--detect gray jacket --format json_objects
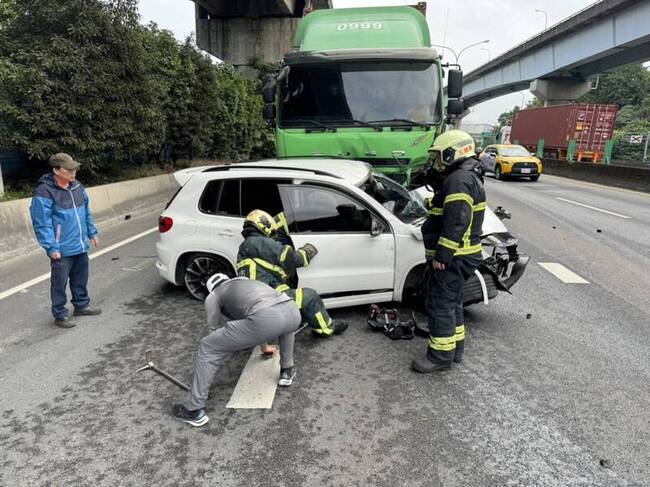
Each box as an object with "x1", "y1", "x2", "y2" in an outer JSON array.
[{"x1": 204, "y1": 278, "x2": 291, "y2": 328}]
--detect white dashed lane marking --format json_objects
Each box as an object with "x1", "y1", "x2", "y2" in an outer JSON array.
[
  {"x1": 226, "y1": 346, "x2": 281, "y2": 409},
  {"x1": 538, "y1": 263, "x2": 589, "y2": 284},
  {"x1": 0, "y1": 227, "x2": 158, "y2": 302},
  {"x1": 556, "y1": 197, "x2": 631, "y2": 219}
]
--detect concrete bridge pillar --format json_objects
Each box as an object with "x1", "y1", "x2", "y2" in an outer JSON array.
[
  {"x1": 196, "y1": 6, "x2": 299, "y2": 77},
  {"x1": 530, "y1": 78, "x2": 593, "y2": 106}
]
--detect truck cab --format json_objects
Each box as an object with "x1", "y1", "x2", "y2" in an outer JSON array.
[{"x1": 262, "y1": 6, "x2": 464, "y2": 187}]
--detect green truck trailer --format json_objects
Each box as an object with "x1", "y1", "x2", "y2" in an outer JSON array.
[{"x1": 262, "y1": 5, "x2": 464, "y2": 187}]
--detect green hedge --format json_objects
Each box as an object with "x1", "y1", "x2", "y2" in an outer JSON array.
[{"x1": 0, "y1": 0, "x2": 274, "y2": 184}]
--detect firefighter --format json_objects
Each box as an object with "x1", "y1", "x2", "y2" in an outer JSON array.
[
  {"x1": 412, "y1": 130, "x2": 486, "y2": 373},
  {"x1": 237, "y1": 209, "x2": 348, "y2": 337}
]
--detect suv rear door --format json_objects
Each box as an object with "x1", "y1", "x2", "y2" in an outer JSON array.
[{"x1": 277, "y1": 184, "x2": 395, "y2": 300}]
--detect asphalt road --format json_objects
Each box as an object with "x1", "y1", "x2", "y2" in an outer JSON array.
[{"x1": 1, "y1": 174, "x2": 648, "y2": 486}]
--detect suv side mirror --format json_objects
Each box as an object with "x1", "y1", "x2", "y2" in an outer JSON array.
[
  {"x1": 262, "y1": 79, "x2": 276, "y2": 104},
  {"x1": 263, "y1": 103, "x2": 276, "y2": 123},
  {"x1": 447, "y1": 98, "x2": 464, "y2": 116},
  {"x1": 447, "y1": 69, "x2": 463, "y2": 99},
  {"x1": 370, "y1": 217, "x2": 384, "y2": 236}
]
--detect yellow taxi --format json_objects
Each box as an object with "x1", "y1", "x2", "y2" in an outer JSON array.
[{"x1": 481, "y1": 144, "x2": 543, "y2": 181}]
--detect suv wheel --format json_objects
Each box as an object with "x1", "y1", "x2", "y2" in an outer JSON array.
[{"x1": 183, "y1": 253, "x2": 232, "y2": 300}]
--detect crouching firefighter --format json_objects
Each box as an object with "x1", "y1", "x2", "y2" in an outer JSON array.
[
  {"x1": 237, "y1": 210, "x2": 348, "y2": 338},
  {"x1": 412, "y1": 130, "x2": 486, "y2": 373}
]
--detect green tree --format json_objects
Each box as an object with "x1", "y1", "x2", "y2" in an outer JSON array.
[
  {"x1": 579, "y1": 63, "x2": 650, "y2": 107},
  {"x1": 0, "y1": 0, "x2": 167, "y2": 170},
  {"x1": 163, "y1": 39, "x2": 218, "y2": 161}
]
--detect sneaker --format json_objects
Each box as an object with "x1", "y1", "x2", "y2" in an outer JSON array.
[
  {"x1": 74, "y1": 306, "x2": 102, "y2": 317},
  {"x1": 172, "y1": 404, "x2": 209, "y2": 427},
  {"x1": 278, "y1": 367, "x2": 296, "y2": 387},
  {"x1": 54, "y1": 316, "x2": 76, "y2": 328}
]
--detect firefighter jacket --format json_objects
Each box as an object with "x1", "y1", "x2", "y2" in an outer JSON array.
[
  {"x1": 237, "y1": 223, "x2": 311, "y2": 289},
  {"x1": 422, "y1": 158, "x2": 486, "y2": 265}
]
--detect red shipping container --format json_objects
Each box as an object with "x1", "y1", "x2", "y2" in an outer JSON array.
[{"x1": 511, "y1": 103, "x2": 618, "y2": 153}]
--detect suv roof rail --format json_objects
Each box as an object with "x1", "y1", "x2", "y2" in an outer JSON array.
[{"x1": 201, "y1": 164, "x2": 343, "y2": 179}]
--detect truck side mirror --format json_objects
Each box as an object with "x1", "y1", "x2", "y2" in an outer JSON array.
[
  {"x1": 447, "y1": 69, "x2": 463, "y2": 99},
  {"x1": 262, "y1": 103, "x2": 276, "y2": 122},
  {"x1": 262, "y1": 79, "x2": 276, "y2": 104},
  {"x1": 446, "y1": 98, "x2": 464, "y2": 116}
]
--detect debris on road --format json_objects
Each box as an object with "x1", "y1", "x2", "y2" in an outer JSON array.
[{"x1": 599, "y1": 459, "x2": 613, "y2": 468}]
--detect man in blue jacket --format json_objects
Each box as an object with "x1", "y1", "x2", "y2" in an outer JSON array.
[{"x1": 30, "y1": 153, "x2": 102, "y2": 328}]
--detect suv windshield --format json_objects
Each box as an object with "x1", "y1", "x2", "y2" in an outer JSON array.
[
  {"x1": 500, "y1": 146, "x2": 530, "y2": 157},
  {"x1": 362, "y1": 172, "x2": 427, "y2": 224},
  {"x1": 280, "y1": 62, "x2": 441, "y2": 128}
]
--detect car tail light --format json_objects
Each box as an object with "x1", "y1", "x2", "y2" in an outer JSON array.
[{"x1": 159, "y1": 216, "x2": 173, "y2": 233}]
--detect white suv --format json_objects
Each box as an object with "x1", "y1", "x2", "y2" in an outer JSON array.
[{"x1": 156, "y1": 159, "x2": 528, "y2": 307}]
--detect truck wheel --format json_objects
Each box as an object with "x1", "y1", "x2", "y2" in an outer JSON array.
[
  {"x1": 530, "y1": 175, "x2": 540, "y2": 182},
  {"x1": 183, "y1": 253, "x2": 233, "y2": 300},
  {"x1": 495, "y1": 165, "x2": 504, "y2": 180}
]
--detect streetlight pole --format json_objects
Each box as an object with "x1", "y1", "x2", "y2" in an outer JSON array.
[
  {"x1": 535, "y1": 9, "x2": 548, "y2": 30},
  {"x1": 457, "y1": 39, "x2": 490, "y2": 64},
  {"x1": 431, "y1": 39, "x2": 490, "y2": 65},
  {"x1": 518, "y1": 92, "x2": 526, "y2": 109}
]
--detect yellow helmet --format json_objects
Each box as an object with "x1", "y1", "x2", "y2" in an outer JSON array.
[
  {"x1": 245, "y1": 209, "x2": 276, "y2": 237},
  {"x1": 428, "y1": 130, "x2": 476, "y2": 171}
]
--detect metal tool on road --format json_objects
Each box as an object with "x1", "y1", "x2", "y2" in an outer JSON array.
[{"x1": 136, "y1": 349, "x2": 190, "y2": 391}]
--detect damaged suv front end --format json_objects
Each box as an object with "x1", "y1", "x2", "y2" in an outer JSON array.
[{"x1": 403, "y1": 184, "x2": 529, "y2": 306}]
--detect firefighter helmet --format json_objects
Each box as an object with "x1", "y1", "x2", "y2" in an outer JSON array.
[
  {"x1": 245, "y1": 209, "x2": 276, "y2": 237},
  {"x1": 428, "y1": 130, "x2": 476, "y2": 172}
]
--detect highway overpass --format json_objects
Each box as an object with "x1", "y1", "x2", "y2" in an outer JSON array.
[{"x1": 463, "y1": 0, "x2": 650, "y2": 107}]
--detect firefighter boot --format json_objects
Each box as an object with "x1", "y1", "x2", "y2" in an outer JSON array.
[
  {"x1": 331, "y1": 319, "x2": 348, "y2": 335},
  {"x1": 411, "y1": 353, "x2": 453, "y2": 373},
  {"x1": 453, "y1": 339, "x2": 464, "y2": 364}
]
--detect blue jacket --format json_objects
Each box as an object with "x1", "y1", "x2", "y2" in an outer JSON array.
[{"x1": 30, "y1": 173, "x2": 98, "y2": 257}]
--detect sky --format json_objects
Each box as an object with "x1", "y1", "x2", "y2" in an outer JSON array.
[{"x1": 138, "y1": 0, "x2": 597, "y2": 125}]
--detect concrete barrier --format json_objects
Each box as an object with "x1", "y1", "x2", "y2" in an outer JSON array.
[
  {"x1": 542, "y1": 158, "x2": 650, "y2": 193},
  {"x1": 0, "y1": 174, "x2": 179, "y2": 262}
]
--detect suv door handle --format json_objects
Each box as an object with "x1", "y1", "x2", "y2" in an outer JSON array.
[{"x1": 218, "y1": 230, "x2": 234, "y2": 236}]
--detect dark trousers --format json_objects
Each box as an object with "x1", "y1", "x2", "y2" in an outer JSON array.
[
  {"x1": 284, "y1": 287, "x2": 334, "y2": 336},
  {"x1": 425, "y1": 255, "x2": 481, "y2": 363},
  {"x1": 50, "y1": 253, "x2": 90, "y2": 319}
]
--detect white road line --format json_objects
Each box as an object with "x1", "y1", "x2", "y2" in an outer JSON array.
[
  {"x1": 538, "y1": 263, "x2": 589, "y2": 284},
  {"x1": 226, "y1": 346, "x2": 280, "y2": 409},
  {"x1": 0, "y1": 227, "x2": 158, "y2": 302},
  {"x1": 555, "y1": 197, "x2": 631, "y2": 219}
]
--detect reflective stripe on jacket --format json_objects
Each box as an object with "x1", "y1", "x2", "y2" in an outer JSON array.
[
  {"x1": 236, "y1": 228, "x2": 307, "y2": 288},
  {"x1": 422, "y1": 158, "x2": 486, "y2": 264}
]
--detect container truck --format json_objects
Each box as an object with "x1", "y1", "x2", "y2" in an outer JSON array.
[
  {"x1": 511, "y1": 103, "x2": 618, "y2": 162},
  {"x1": 261, "y1": 5, "x2": 464, "y2": 186}
]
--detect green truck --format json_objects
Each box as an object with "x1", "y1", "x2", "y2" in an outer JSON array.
[{"x1": 262, "y1": 5, "x2": 464, "y2": 187}]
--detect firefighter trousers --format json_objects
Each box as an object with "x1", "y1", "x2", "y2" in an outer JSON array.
[
  {"x1": 283, "y1": 287, "x2": 335, "y2": 336},
  {"x1": 425, "y1": 255, "x2": 481, "y2": 363}
]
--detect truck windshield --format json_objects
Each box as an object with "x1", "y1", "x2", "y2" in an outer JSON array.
[
  {"x1": 280, "y1": 62, "x2": 441, "y2": 128},
  {"x1": 361, "y1": 172, "x2": 427, "y2": 224}
]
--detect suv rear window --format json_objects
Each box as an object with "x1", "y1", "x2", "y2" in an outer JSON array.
[{"x1": 199, "y1": 178, "x2": 290, "y2": 216}]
